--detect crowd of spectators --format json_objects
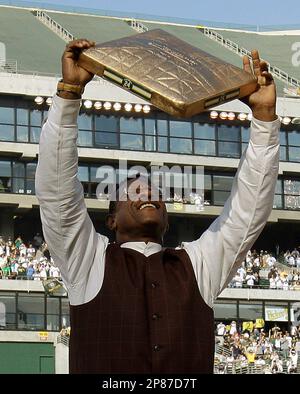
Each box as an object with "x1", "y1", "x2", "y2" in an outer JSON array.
[
  {"x1": 1, "y1": 233, "x2": 300, "y2": 293},
  {"x1": 229, "y1": 248, "x2": 300, "y2": 290},
  {"x1": 0, "y1": 234, "x2": 61, "y2": 281},
  {"x1": 215, "y1": 320, "x2": 300, "y2": 374}
]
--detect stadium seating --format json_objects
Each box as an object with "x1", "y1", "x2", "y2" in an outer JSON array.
[
  {"x1": 216, "y1": 29, "x2": 299, "y2": 80},
  {"x1": 46, "y1": 12, "x2": 136, "y2": 43},
  {"x1": 0, "y1": 7, "x2": 65, "y2": 74}
]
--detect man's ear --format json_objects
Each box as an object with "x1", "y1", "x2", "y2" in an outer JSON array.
[{"x1": 105, "y1": 214, "x2": 117, "y2": 231}]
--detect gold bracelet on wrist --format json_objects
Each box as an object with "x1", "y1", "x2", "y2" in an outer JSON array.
[{"x1": 57, "y1": 79, "x2": 85, "y2": 96}]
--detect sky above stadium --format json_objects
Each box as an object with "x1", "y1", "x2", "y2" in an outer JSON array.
[{"x1": 14, "y1": 0, "x2": 300, "y2": 26}]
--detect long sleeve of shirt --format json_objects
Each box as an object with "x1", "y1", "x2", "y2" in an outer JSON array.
[
  {"x1": 183, "y1": 116, "x2": 280, "y2": 307},
  {"x1": 35, "y1": 95, "x2": 108, "y2": 305}
]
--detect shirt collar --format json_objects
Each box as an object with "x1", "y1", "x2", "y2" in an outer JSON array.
[{"x1": 120, "y1": 242, "x2": 162, "y2": 257}]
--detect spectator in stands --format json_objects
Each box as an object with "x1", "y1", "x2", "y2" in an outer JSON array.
[
  {"x1": 287, "y1": 349, "x2": 298, "y2": 373},
  {"x1": 0, "y1": 235, "x2": 62, "y2": 282},
  {"x1": 26, "y1": 264, "x2": 34, "y2": 280},
  {"x1": 33, "y1": 232, "x2": 43, "y2": 249},
  {"x1": 271, "y1": 356, "x2": 283, "y2": 374},
  {"x1": 281, "y1": 333, "x2": 290, "y2": 359},
  {"x1": 27, "y1": 244, "x2": 35, "y2": 258},
  {"x1": 14, "y1": 235, "x2": 23, "y2": 249},
  {"x1": 229, "y1": 321, "x2": 238, "y2": 336},
  {"x1": 245, "y1": 270, "x2": 256, "y2": 288}
]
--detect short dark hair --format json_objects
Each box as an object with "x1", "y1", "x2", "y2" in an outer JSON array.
[
  {"x1": 108, "y1": 177, "x2": 139, "y2": 215},
  {"x1": 108, "y1": 175, "x2": 163, "y2": 215}
]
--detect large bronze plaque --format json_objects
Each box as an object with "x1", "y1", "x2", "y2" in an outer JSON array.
[{"x1": 78, "y1": 29, "x2": 257, "y2": 117}]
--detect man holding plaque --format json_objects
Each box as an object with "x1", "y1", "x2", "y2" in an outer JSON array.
[{"x1": 36, "y1": 39, "x2": 280, "y2": 374}]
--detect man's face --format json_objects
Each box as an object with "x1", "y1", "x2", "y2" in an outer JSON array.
[{"x1": 109, "y1": 179, "x2": 168, "y2": 243}]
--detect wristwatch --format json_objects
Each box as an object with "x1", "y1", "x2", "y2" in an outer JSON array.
[{"x1": 57, "y1": 79, "x2": 85, "y2": 96}]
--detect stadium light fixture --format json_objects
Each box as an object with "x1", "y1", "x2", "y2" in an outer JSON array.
[
  {"x1": 228, "y1": 112, "x2": 236, "y2": 120},
  {"x1": 237, "y1": 113, "x2": 247, "y2": 121},
  {"x1": 113, "y1": 102, "x2": 122, "y2": 111},
  {"x1": 282, "y1": 116, "x2": 291, "y2": 125},
  {"x1": 83, "y1": 100, "x2": 93, "y2": 109},
  {"x1": 210, "y1": 111, "x2": 218, "y2": 119},
  {"x1": 134, "y1": 104, "x2": 142, "y2": 113},
  {"x1": 291, "y1": 117, "x2": 300, "y2": 125},
  {"x1": 124, "y1": 103, "x2": 133, "y2": 112},
  {"x1": 143, "y1": 105, "x2": 151, "y2": 114},
  {"x1": 46, "y1": 97, "x2": 53, "y2": 106},
  {"x1": 34, "y1": 96, "x2": 44, "y2": 105},
  {"x1": 103, "y1": 101, "x2": 112, "y2": 110},
  {"x1": 219, "y1": 112, "x2": 228, "y2": 120},
  {"x1": 94, "y1": 101, "x2": 102, "y2": 110}
]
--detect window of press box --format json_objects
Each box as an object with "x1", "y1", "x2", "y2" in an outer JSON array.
[
  {"x1": 30, "y1": 127, "x2": 41, "y2": 143},
  {"x1": 213, "y1": 175, "x2": 234, "y2": 191},
  {"x1": 284, "y1": 179, "x2": 300, "y2": 210},
  {"x1": 214, "y1": 300, "x2": 238, "y2": 320},
  {"x1": 288, "y1": 146, "x2": 300, "y2": 162},
  {"x1": 157, "y1": 118, "x2": 168, "y2": 136},
  {"x1": 238, "y1": 301, "x2": 263, "y2": 321},
  {"x1": 61, "y1": 298, "x2": 70, "y2": 329},
  {"x1": 16, "y1": 126, "x2": 29, "y2": 142},
  {"x1": 78, "y1": 113, "x2": 92, "y2": 130},
  {"x1": 0, "y1": 160, "x2": 11, "y2": 178},
  {"x1": 273, "y1": 179, "x2": 283, "y2": 209},
  {"x1": 95, "y1": 131, "x2": 118, "y2": 148},
  {"x1": 218, "y1": 141, "x2": 240, "y2": 158},
  {"x1": 280, "y1": 130, "x2": 287, "y2": 145},
  {"x1": 218, "y1": 124, "x2": 240, "y2": 142},
  {"x1": 284, "y1": 179, "x2": 300, "y2": 195},
  {"x1": 288, "y1": 130, "x2": 300, "y2": 147},
  {"x1": 170, "y1": 138, "x2": 192, "y2": 154},
  {"x1": 30, "y1": 110, "x2": 43, "y2": 127},
  {"x1": 169, "y1": 120, "x2": 192, "y2": 138},
  {"x1": 16, "y1": 108, "x2": 29, "y2": 126},
  {"x1": 95, "y1": 114, "x2": 118, "y2": 132},
  {"x1": 46, "y1": 297, "x2": 60, "y2": 331},
  {"x1": 158, "y1": 137, "x2": 168, "y2": 152},
  {"x1": 194, "y1": 139, "x2": 216, "y2": 156},
  {"x1": 145, "y1": 135, "x2": 157, "y2": 151},
  {"x1": 120, "y1": 116, "x2": 143, "y2": 134},
  {"x1": 0, "y1": 124, "x2": 14, "y2": 142},
  {"x1": 144, "y1": 118, "x2": 156, "y2": 136},
  {"x1": 0, "y1": 292, "x2": 16, "y2": 329},
  {"x1": 0, "y1": 107, "x2": 14, "y2": 124},
  {"x1": 241, "y1": 126, "x2": 250, "y2": 143},
  {"x1": 17, "y1": 293, "x2": 45, "y2": 330},
  {"x1": 120, "y1": 134, "x2": 143, "y2": 150},
  {"x1": 78, "y1": 130, "x2": 92, "y2": 147},
  {"x1": 280, "y1": 146, "x2": 287, "y2": 161},
  {"x1": 212, "y1": 175, "x2": 234, "y2": 205},
  {"x1": 194, "y1": 123, "x2": 215, "y2": 140},
  {"x1": 78, "y1": 166, "x2": 89, "y2": 182},
  {"x1": 280, "y1": 131, "x2": 287, "y2": 161}
]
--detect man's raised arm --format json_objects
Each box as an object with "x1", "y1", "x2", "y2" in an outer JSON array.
[
  {"x1": 184, "y1": 50, "x2": 280, "y2": 307},
  {"x1": 35, "y1": 40, "x2": 108, "y2": 305}
]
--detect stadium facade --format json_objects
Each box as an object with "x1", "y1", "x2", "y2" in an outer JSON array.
[{"x1": 0, "y1": 1, "x2": 299, "y2": 373}]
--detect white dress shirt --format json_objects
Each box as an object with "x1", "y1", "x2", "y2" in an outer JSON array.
[{"x1": 35, "y1": 95, "x2": 280, "y2": 307}]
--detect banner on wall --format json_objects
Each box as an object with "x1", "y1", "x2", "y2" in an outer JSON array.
[{"x1": 265, "y1": 306, "x2": 289, "y2": 322}]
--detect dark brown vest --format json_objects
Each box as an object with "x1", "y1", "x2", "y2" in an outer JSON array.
[{"x1": 69, "y1": 244, "x2": 214, "y2": 374}]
